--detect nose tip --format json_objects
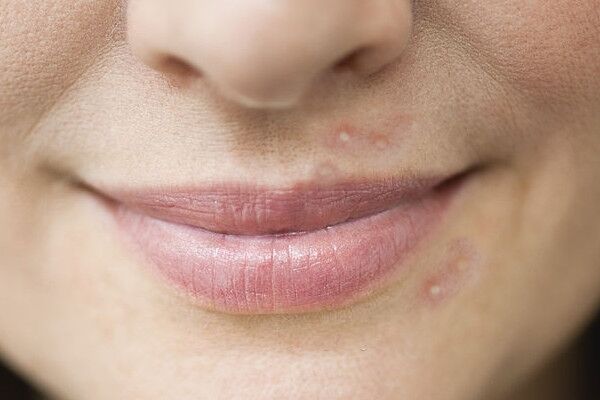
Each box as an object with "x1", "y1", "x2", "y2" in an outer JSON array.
[{"x1": 127, "y1": 1, "x2": 413, "y2": 109}]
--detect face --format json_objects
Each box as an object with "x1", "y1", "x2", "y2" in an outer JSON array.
[{"x1": 1, "y1": 1, "x2": 600, "y2": 399}]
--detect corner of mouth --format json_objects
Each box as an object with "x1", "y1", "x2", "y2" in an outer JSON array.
[
  {"x1": 92, "y1": 168, "x2": 474, "y2": 237},
  {"x1": 82, "y1": 165, "x2": 480, "y2": 314}
]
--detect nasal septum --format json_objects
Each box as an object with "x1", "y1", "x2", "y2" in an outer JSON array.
[{"x1": 127, "y1": 0, "x2": 413, "y2": 109}]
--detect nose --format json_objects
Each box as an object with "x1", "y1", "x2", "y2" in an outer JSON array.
[{"x1": 127, "y1": 0, "x2": 413, "y2": 109}]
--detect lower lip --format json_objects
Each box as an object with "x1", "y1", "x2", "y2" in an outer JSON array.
[{"x1": 111, "y1": 178, "x2": 464, "y2": 314}]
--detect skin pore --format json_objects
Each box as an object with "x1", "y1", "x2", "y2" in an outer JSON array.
[{"x1": 1, "y1": 1, "x2": 600, "y2": 399}]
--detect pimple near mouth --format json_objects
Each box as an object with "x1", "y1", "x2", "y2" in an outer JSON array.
[
  {"x1": 106, "y1": 171, "x2": 470, "y2": 314},
  {"x1": 419, "y1": 238, "x2": 482, "y2": 307},
  {"x1": 89, "y1": 114, "x2": 459, "y2": 239},
  {"x1": 324, "y1": 114, "x2": 414, "y2": 153},
  {"x1": 69, "y1": 108, "x2": 481, "y2": 313}
]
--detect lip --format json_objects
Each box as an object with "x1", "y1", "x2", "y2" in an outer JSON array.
[
  {"x1": 107, "y1": 177, "x2": 447, "y2": 235},
  {"x1": 99, "y1": 172, "x2": 469, "y2": 314}
]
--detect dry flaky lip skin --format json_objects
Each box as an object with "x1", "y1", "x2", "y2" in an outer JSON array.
[
  {"x1": 105, "y1": 176, "x2": 445, "y2": 235},
  {"x1": 106, "y1": 174, "x2": 466, "y2": 314}
]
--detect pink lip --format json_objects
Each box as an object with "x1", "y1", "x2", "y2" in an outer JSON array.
[
  {"x1": 102, "y1": 174, "x2": 467, "y2": 314},
  {"x1": 109, "y1": 177, "x2": 445, "y2": 235}
]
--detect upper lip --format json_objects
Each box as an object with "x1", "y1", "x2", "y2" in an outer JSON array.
[{"x1": 96, "y1": 174, "x2": 456, "y2": 236}]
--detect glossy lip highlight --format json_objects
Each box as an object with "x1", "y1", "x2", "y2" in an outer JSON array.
[{"x1": 102, "y1": 173, "x2": 468, "y2": 314}]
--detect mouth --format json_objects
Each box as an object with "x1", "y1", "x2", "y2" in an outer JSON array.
[{"x1": 90, "y1": 169, "x2": 474, "y2": 314}]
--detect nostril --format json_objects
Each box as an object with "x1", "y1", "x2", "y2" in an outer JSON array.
[
  {"x1": 158, "y1": 55, "x2": 202, "y2": 79},
  {"x1": 333, "y1": 48, "x2": 366, "y2": 73}
]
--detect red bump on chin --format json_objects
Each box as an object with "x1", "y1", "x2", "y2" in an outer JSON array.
[{"x1": 419, "y1": 238, "x2": 481, "y2": 307}]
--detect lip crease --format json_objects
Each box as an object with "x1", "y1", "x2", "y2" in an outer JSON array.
[
  {"x1": 107, "y1": 176, "x2": 445, "y2": 235},
  {"x1": 99, "y1": 173, "x2": 468, "y2": 314}
]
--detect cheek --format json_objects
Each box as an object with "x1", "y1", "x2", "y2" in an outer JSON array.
[
  {"x1": 441, "y1": 0, "x2": 600, "y2": 99},
  {"x1": 0, "y1": 1, "x2": 122, "y2": 127}
]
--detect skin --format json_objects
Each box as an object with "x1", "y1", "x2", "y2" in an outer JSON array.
[{"x1": 1, "y1": 1, "x2": 600, "y2": 399}]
